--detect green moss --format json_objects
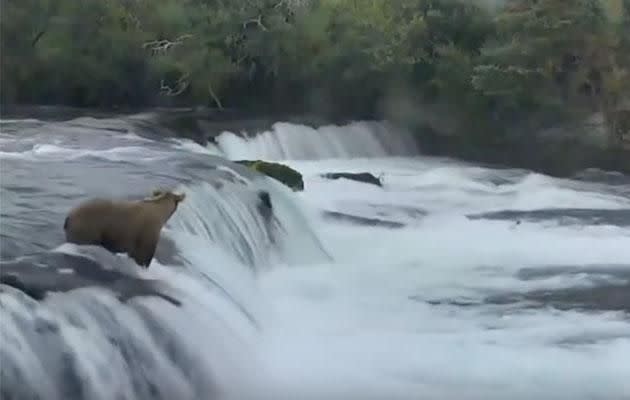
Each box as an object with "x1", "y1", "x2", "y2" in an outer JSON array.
[{"x1": 235, "y1": 160, "x2": 304, "y2": 191}]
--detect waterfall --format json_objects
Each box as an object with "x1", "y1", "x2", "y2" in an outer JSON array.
[
  {"x1": 0, "y1": 165, "x2": 332, "y2": 400},
  {"x1": 3, "y1": 111, "x2": 630, "y2": 400},
  {"x1": 213, "y1": 120, "x2": 420, "y2": 160}
]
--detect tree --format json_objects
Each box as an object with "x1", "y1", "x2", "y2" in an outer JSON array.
[
  {"x1": 1, "y1": 0, "x2": 627, "y2": 156},
  {"x1": 471, "y1": 0, "x2": 620, "y2": 126}
]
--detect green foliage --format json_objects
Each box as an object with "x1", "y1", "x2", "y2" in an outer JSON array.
[
  {"x1": 1, "y1": 0, "x2": 628, "y2": 149},
  {"x1": 474, "y1": 0, "x2": 606, "y2": 106}
]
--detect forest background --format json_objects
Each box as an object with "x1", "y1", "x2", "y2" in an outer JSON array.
[{"x1": 2, "y1": 0, "x2": 629, "y2": 174}]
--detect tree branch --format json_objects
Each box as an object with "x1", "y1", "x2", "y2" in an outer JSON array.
[
  {"x1": 143, "y1": 34, "x2": 194, "y2": 55},
  {"x1": 31, "y1": 29, "x2": 47, "y2": 47},
  {"x1": 274, "y1": 0, "x2": 310, "y2": 9},
  {"x1": 242, "y1": 15, "x2": 268, "y2": 31},
  {"x1": 208, "y1": 83, "x2": 223, "y2": 109},
  {"x1": 159, "y1": 73, "x2": 190, "y2": 96}
]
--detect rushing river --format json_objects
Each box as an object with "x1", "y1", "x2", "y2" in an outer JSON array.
[{"x1": 1, "y1": 112, "x2": 630, "y2": 400}]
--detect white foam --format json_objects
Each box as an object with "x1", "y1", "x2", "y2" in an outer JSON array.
[
  {"x1": 4, "y1": 116, "x2": 630, "y2": 399},
  {"x1": 287, "y1": 158, "x2": 630, "y2": 218},
  {"x1": 0, "y1": 118, "x2": 41, "y2": 124},
  {"x1": 238, "y1": 156, "x2": 630, "y2": 400},
  {"x1": 0, "y1": 143, "x2": 170, "y2": 162},
  {"x1": 250, "y1": 260, "x2": 630, "y2": 400},
  {"x1": 169, "y1": 138, "x2": 223, "y2": 156},
  {"x1": 156, "y1": 132, "x2": 630, "y2": 399},
  {"x1": 214, "y1": 121, "x2": 419, "y2": 160}
]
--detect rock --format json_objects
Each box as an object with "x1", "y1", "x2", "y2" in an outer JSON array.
[
  {"x1": 322, "y1": 211, "x2": 405, "y2": 229},
  {"x1": 321, "y1": 172, "x2": 382, "y2": 187},
  {"x1": 235, "y1": 160, "x2": 304, "y2": 191},
  {"x1": 466, "y1": 208, "x2": 630, "y2": 227},
  {"x1": 0, "y1": 252, "x2": 181, "y2": 306},
  {"x1": 484, "y1": 282, "x2": 630, "y2": 314}
]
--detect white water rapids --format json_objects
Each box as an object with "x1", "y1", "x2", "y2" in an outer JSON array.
[{"x1": 1, "y1": 116, "x2": 630, "y2": 400}]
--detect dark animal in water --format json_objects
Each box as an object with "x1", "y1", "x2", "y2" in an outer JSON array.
[{"x1": 257, "y1": 190, "x2": 273, "y2": 223}]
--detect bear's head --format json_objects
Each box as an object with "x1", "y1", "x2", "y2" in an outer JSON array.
[
  {"x1": 143, "y1": 189, "x2": 186, "y2": 221},
  {"x1": 143, "y1": 189, "x2": 186, "y2": 217},
  {"x1": 148, "y1": 189, "x2": 186, "y2": 203}
]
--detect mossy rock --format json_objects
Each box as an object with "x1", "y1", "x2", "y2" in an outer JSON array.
[
  {"x1": 235, "y1": 160, "x2": 304, "y2": 191},
  {"x1": 321, "y1": 172, "x2": 382, "y2": 187}
]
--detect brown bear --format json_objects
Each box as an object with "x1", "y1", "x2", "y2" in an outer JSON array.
[{"x1": 63, "y1": 189, "x2": 186, "y2": 268}]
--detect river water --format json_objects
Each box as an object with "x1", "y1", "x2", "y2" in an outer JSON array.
[{"x1": 1, "y1": 113, "x2": 630, "y2": 400}]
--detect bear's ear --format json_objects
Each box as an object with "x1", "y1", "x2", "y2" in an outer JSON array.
[
  {"x1": 174, "y1": 192, "x2": 186, "y2": 203},
  {"x1": 144, "y1": 189, "x2": 166, "y2": 201}
]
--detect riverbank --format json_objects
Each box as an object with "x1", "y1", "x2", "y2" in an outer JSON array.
[
  {"x1": 3, "y1": 104, "x2": 629, "y2": 178},
  {"x1": 412, "y1": 120, "x2": 630, "y2": 178},
  {"x1": 4, "y1": 0, "x2": 629, "y2": 178}
]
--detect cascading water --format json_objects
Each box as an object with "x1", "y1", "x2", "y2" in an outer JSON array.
[
  {"x1": 0, "y1": 175, "x2": 331, "y2": 399},
  {"x1": 2, "y1": 112, "x2": 630, "y2": 400},
  {"x1": 168, "y1": 167, "x2": 332, "y2": 270},
  {"x1": 212, "y1": 120, "x2": 420, "y2": 160},
  {"x1": 0, "y1": 116, "x2": 332, "y2": 400}
]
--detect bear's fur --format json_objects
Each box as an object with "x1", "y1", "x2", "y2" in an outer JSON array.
[{"x1": 63, "y1": 189, "x2": 186, "y2": 268}]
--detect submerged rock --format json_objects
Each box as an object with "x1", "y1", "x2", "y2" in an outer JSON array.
[
  {"x1": 322, "y1": 210, "x2": 405, "y2": 229},
  {"x1": 467, "y1": 208, "x2": 630, "y2": 227},
  {"x1": 235, "y1": 160, "x2": 304, "y2": 191},
  {"x1": 0, "y1": 251, "x2": 181, "y2": 306},
  {"x1": 321, "y1": 172, "x2": 382, "y2": 187},
  {"x1": 484, "y1": 282, "x2": 630, "y2": 314},
  {"x1": 415, "y1": 263, "x2": 630, "y2": 314}
]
